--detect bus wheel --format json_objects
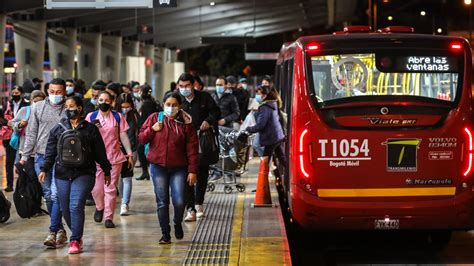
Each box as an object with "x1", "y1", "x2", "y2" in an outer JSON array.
[{"x1": 427, "y1": 230, "x2": 452, "y2": 251}]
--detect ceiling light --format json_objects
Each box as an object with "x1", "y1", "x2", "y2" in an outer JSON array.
[{"x1": 210, "y1": 2, "x2": 215, "y2": 6}]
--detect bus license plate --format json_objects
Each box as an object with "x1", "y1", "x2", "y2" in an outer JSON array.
[{"x1": 374, "y1": 219, "x2": 399, "y2": 230}]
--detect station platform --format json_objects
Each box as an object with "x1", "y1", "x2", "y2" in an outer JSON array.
[{"x1": 0, "y1": 157, "x2": 291, "y2": 265}]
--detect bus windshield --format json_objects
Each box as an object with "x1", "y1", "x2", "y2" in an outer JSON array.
[{"x1": 309, "y1": 53, "x2": 461, "y2": 104}]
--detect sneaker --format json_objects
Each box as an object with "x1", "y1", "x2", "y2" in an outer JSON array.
[
  {"x1": 68, "y1": 240, "x2": 82, "y2": 254},
  {"x1": 104, "y1": 219, "x2": 115, "y2": 228},
  {"x1": 94, "y1": 209, "x2": 104, "y2": 223},
  {"x1": 120, "y1": 204, "x2": 129, "y2": 216},
  {"x1": 196, "y1": 205, "x2": 204, "y2": 218},
  {"x1": 4, "y1": 186, "x2": 13, "y2": 192},
  {"x1": 159, "y1": 235, "x2": 171, "y2": 244},
  {"x1": 184, "y1": 210, "x2": 196, "y2": 222},
  {"x1": 56, "y1": 229, "x2": 68, "y2": 246},
  {"x1": 174, "y1": 224, "x2": 184, "y2": 239},
  {"x1": 43, "y1": 231, "x2": 56, "y2": 249}
]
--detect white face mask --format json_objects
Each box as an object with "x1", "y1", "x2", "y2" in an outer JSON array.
[{"x1": 164, "y1": 106, "x2": 179, "y2": 117}]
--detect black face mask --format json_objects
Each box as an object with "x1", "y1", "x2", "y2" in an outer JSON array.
[
  {"x1": 98, "y1": 103, "x2": 111, "y2": 112},
  {"x1": 66, "y1": 109, "x2": 80, "y2": 119},
  {"x1": 12, "y1": 95, "x2": 21, "y2": 102}
]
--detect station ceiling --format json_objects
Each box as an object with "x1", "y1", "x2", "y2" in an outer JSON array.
[{"x1": 1, "y1": 0, "x2": 357, "y2": 49}]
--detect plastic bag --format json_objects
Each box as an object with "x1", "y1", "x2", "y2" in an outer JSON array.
[{"x1": 241, "y1": 112, "x2": 256, "y2": 131}]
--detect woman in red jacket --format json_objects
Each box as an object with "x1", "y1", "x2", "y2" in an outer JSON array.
[{"x1": 138, "y1": 92, "x2": 198, "y2": 244}]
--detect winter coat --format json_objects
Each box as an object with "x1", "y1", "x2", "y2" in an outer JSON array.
[
  {"x1": 181, "y1": 90, "x2": 220, "y2": 130},
  {"x1": 41, "y1": 118, "x2": 112, "y2": 180},
  {"x1": 138, "y1": 110, "x2": 199, "y2": 174},
  {"x1": 211, "y1": 92, "x2": 240, "y2": 128},
  {"x1": 246, "y1": 100, "x2": 285, "y2": 146}
]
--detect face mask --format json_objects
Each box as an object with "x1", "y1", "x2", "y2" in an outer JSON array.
[
  {"x1": 65, "y1": 108, "x2": 80, "y2": 119},
  {"x1": 241, "y1": 84, "x2": 248, "y2": 90},
  {"x1": 179, "y1": 88, "x2": 192, "y2": 97},
  {"x1": 49, "y1": 95, "x2": 64, "y2": 105},
  {"x1": 90, "y1": 98, "x2": 98, "y2": 105},
  {"x1": 98, "y1": 103, "x2": 111, "y2": 112},
  {"x1": 12, "y1": 95, "x2": 21, "y2": 102},
  {"x1": 133, "y1": 92, "x2": 140, "y2": 99},
  {"x1": 66, "y1": 86, "x2": 74, "y2": 95},
  {"x1": 216, "y1": 86, "x2": 225, "y2": 94},
  {"x1": 255, "y1": 94, "x2": 263, "y2": 103},
  {"x1": 122, "y1": 107, "x2": 132, "y2": 115},
  {"x1": 164, "y1": 106, "x2": 179, "y2": 117}
]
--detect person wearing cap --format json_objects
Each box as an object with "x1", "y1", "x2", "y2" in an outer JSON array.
[
  {"x1": 237, "y1": 77, "x2": 250, "y2": 120},
  {"x1": 9, "y1": 90, "x2": 46, "y2": 163}
]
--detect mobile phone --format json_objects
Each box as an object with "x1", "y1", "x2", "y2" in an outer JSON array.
[{"x1": 92, "y1": 119, "x2": 101, "y2": 128}]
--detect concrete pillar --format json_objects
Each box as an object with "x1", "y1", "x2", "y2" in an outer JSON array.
[
  {"x1": 13, "y1": 21, "x2": 47, "y2": 85},
  {"x1": 122, "y1": 40, "x2": 139, "y2": 57},
  {"x1": 144, "y1": 44, "x2": 154, "y2": 88},
  {"x1": 77, "y1": 32, "x2": 101, "y2": 86},
  {"x1": 120, "y1": 40, "x2": 139, "y2": 84},
  {"x1": 48, "y1": 28, "x2": 77, "y2": 80},
  {"x1": 159, "y1": 47, "x2": 183, "y2": 102},
  {"x1": 101, "y1": 36, "x2": 122, "y2": 82},
  {"x1": 0, "y1": 14, "x2": 6, "y2": 90}
]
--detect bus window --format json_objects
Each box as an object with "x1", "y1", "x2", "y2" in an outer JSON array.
[{"x1": 310, "y1": 53, "x2": 460, "y2": 103}]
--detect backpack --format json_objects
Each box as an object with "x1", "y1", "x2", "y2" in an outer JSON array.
[
  {"x1": 13, "y1": 162, "x2": 46, "y2": 218},
  {"x1": 144, "y1": 112, "x2": 164, "y2": 156},
  {"x1": 57, "y1": 123, "x2": 88, "y2": 168},
  {"x1": 0, "y1": 191, "x2": 11, "y2": 223},
  {"x1": 90, "y1": 110, "x2": 121, "y2": 130}
]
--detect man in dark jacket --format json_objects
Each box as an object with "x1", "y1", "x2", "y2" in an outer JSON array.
[
  {"x1": 84, "y1": 80, "x2": 106, "y2": 115},
  {"x1": 177, "y1": 73, "x2": 220, "y2": 222},
  {"x1": 211, "y1": 76, "x2": 240, "y2": 128}
]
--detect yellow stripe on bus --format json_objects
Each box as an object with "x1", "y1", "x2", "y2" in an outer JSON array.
[{"x1": 317, "y1": 187, "x2": 456, "y2": 197}]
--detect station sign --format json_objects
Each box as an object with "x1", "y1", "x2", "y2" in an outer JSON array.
[{"x1": 45, "y1": 0, "x2": 177, "y2": 9}]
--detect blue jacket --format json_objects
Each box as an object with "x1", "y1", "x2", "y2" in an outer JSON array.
[{"x1": 246, "y1": 100, "x2": 284, "y2": 146}]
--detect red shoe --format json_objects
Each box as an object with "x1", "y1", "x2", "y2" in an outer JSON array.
[{"x1": 68, "y1": 240, "x2": 82, "y2": 254}]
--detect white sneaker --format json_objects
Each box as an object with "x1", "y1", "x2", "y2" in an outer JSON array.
[
  {"x1": 196, "y1": 205, "x2": 204, "y2": 218},
  {"x1": 120, "y1": 204, "x2": 129, "y2": 216},
  {"x1": 184, "y1": 210, "x2": 197, "y2": 222}
]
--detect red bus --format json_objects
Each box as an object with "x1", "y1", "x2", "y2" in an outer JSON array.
[{"x1": 276, "y1": 26, "x2": 473, "y2": 243}]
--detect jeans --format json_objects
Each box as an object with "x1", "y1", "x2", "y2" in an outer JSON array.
[
  {"x1": 55, "y1": 175, "x2": 95, "y2": 241},
  {"x1": 119, "y1": 177, "x2": 132, "y2": 205},
  {"x1": 186, "y1": 164, "x2": 209, "y2": 211},
  {"x1": 34, "y1": 154, "x2": 63, "y2": 232},
  {"x1": 2, "y1": 140, "x2": 16, "y2": 188},
  {"x1": 150, "y1": 164, "x2": 186, "y2": 236}
]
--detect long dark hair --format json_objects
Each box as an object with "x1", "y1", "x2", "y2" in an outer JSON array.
[
  {"x1": 116, "y1": 93, "x2": 137, "y2": 124},
  {"x1": 256, "y1": 85, "x2": 277, "y2": 101},
  {"x1": 65, "y1": 96, "x2": 85, "y2": 118}
]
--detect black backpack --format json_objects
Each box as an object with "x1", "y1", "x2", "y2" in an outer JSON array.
[
  {"x1": 57, "y1": 123, "x2": 87, "y2": 167},
  {"x1": 0, "y1": 191, "x2": 11, "y2": 223},
  {"x1": 13, "y1": 162, "x2": 46, "y2": 218},
  {"x1": 199, "y1": 128, "x2": 219, "y2": 165}
]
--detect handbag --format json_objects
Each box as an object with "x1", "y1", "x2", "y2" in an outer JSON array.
[
  {"x1": 199, "y1": 128, "x2": 219, "y2": 165},
  {"x1": 10, "y1": 106, "x2": 31, "y2": 150}
]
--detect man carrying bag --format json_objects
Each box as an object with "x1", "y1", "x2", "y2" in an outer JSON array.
[{"x1": 176, "y1": 73, "x2": 220, "y2": 222}]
